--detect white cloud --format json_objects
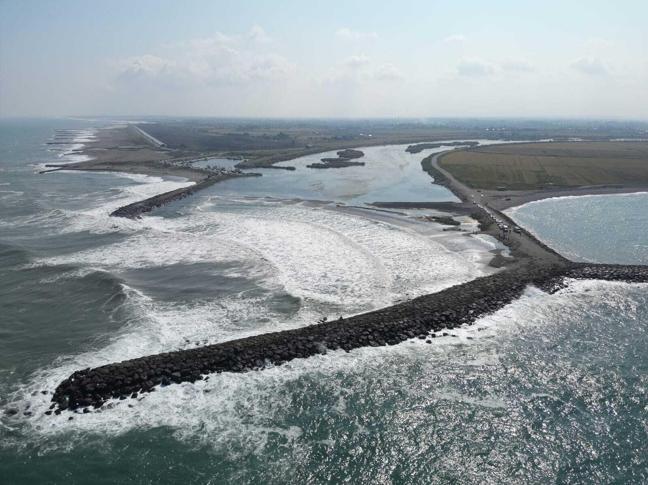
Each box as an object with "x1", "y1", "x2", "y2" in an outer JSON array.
[
  {"x1": 343, "y1": 54, "x2": 371, "y2": 68},
  {"x1": 247, "y1": 25, "x2": 272, "y2": 44},
  {"x1": 584, "y1": 37, "x2": 614, "y2": 51},
  {"x1": 443, "y1": 34, "x2": 465, "y2": 43},
  {"x1": 571, "y1": 57, "x2": 609, "y2": 76},
  {"x1": 457, "y1": 58, "x2": 496, "y2": 77},
  {"x1": 374, "y1": 63, "x2": 403, "y2": 81},
  {"x1": 114, "y1": 27, "x2": 295, "y2": 88},
  {"x1": 118, "y1": 55, "x2": 176, "y2": 78},
  {"x1": 335, "y1": 28, "x2": 378, "y2": 40},
  {"x1": 245, "y1": 53, "x2": 296, "y2": 81},
  {"x1": 501, "y1": 59, "x2": 534, "y2": 73}
]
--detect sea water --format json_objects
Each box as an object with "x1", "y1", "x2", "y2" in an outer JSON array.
[
  {"x1": 1, "y1": 119, "x2": 646, "y2": 484},
  {"x1": 507, "y1": 193, "x2": 648, "y2": 264}
]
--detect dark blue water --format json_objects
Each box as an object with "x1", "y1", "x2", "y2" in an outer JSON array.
[{"x1": 1, "y1": 120, "x2": 647, "y2": 484}]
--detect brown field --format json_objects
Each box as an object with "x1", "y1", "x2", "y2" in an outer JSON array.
[{"x1": 439, "y1": 142, "x2": 648, "y2": 190}]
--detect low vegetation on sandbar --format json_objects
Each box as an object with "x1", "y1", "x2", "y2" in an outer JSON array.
[{"x1": 439, "y1": 141, "x2": 648, "y2": 190}]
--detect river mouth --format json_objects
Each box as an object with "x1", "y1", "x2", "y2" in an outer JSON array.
[{"x1": 2, "y1": 122, "x2": 647, "y2": 484}]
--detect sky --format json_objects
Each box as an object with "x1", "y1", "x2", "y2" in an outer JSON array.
[{"x1": 1, "y1": 0, "x2": 647, "y2": 119}]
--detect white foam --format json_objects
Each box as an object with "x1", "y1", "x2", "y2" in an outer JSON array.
[
  {"x1": 44, "y1": 128, "x2": 97, "y2": 166},
  {"x1": 20, "y1": 140, "x2": 638, "y2": 453},
  {"x1": 9, "y1": 278, "x2": 643, "y2": 455},
  {"x1": 45, "y1": 173, "x2": 193, "y2": 234},
  {"x1": 38, "y1": 198, "x2": 490, "y2": 311}
]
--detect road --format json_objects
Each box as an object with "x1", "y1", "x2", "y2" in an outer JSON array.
[{"x1": 429, "y1": 152, "x2": 568, "y2": 265}]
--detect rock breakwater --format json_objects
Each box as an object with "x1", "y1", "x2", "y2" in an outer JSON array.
[
  {"x1": 110, "y1": 173, "x2": 260, "y2": 219},
  {"x1": 49, "y1": 262, "x2": 648, "y2": 413}
]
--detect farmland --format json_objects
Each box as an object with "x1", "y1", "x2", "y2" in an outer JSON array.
[{"x1": 438, "y1": 141, "x2": 648, "y2": 190}]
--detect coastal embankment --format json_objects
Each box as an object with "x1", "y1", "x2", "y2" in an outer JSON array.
[{"x1": 49, "y1": 262, "x2": 648, "y2": 412}]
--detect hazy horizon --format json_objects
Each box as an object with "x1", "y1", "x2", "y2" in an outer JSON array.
[{"x1": 1, "y1": 0, "x2": 647, "y2": 119}]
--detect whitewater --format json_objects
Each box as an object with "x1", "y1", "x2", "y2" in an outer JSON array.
[{"x1": 1, "y1": 119, "x2": 646, "y2": 484}]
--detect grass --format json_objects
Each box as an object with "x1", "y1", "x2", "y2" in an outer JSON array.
[{"x1": 439, "y1": 142, "x2": 648, "y2": 190}]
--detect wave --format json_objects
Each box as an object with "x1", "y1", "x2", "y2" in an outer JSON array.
[
  {"x1": 5, "y1": 277, "x2": 646, "y2": 462},
  {"x1": 36, "y1": 197, "x2": 494, "y2": 311},
  {"x1": 3, "y1": 173, "x2": 194, "y2": 236},
  {"x1": 42, "y1": 128, "x2": 98, "y2": 167}
]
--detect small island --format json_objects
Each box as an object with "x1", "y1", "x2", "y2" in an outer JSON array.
[
  {"x1": 307, "y1": 149, "x2": 365, "y2": 169},
  {"x1": 406, "y1": 141, "x2": 479, "y2": 154}
]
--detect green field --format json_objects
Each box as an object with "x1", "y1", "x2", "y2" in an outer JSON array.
[{"x1": 439, "y1": 142, "x2": 648, "y2": 190}]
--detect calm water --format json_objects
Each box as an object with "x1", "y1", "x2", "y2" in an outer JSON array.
[
  {"x1": 508, "y1": 193, "x2": 648, "y2": 264},
  {"x1": 1, "y1": 120, "x2": 647, "y2": 484},
  {"x1": 215, "y1": 140, "x2": 504, "y2": 203}
]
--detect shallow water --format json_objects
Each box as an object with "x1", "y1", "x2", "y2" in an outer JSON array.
[
  {"x1": 214, "y1": 140, "x2": 505, "y2": 203},
  {"x1": 1, "y1": 120, "x2": 647, "y2": 484}
]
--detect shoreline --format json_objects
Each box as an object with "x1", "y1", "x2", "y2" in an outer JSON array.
[
  {"x1": 43, "y1": 161, "x2": 261, "y2": 219},
  {"x1": 41, "y1": 134, "x2": 648, "y2": 414},
  {"x1": 41, "y1": 125, "x2": 263, "y2": 217},
  {"x1": 420, "y1": 152, "x2": 568, "y2": 265},
  {"x1": 41, "y1": 162, "x2": 210, "y2": 182},
  {"x1": 434, "y1": 142, "x2": 648, "y2": 211},
  {"x1": 483, "y1": 185, "x2": 648, "y2": 211}
]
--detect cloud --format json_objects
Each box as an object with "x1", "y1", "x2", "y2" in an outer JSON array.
[
  {"x1": 335, "y1": 28, "x2": 378, "y2": 40},
  {"x1": 501, "y1": 59, "x2": 534, "y2": 73},
  {"x1": 374, "y1": 63, "x2": 404, "y2": 81},
  {"x1": 114, "y1": 27, "x2": 295, "y2": 88},
  {"x1": 343, "y1": 54, "x2": 371, "y2": 68},
  {"x1": 457, "y1": 58, "x2": 496, "y2": 77},
  {"x1": 584, "y1": 37, "x2": 614, "y2": 51},
  {"x1": 571, "y1": 57, "x2": 608, "y2": 76},
  {"x1": 247, "y1": 25, "x2": 272, "y2": 44},
  {"x1": 325, "y1": 58, "x2": 403, "y2": 85},
  {"x1": 443, "y1": 34, "x2": 465, "y2": 43},
  {"x1": 244, "y1": 53, "x2": 295, "y2": 81},
  {"x1": 118, "y1": 55, "x2": 176, "y2": 78}
]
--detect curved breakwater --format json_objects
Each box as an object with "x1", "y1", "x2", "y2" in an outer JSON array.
[{"x1": 50, "y1": 262, "x2": 648, "y2": 412}]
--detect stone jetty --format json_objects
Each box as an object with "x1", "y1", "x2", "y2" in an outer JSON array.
[
  {"x1": 50, "y1": 262, "x2": 648, "y2": 412},
  {"x1": 110, "y1": 172, "x2": 260, "y2": 219}
]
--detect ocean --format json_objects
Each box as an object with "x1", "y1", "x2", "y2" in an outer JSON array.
[{"x1": 1, "y1": 119, "x2": 646, "y2": 484}]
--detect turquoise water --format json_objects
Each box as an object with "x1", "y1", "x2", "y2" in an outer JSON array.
[{"x1": 1, "y1": 120, "x2": 647, "y2": 484}]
